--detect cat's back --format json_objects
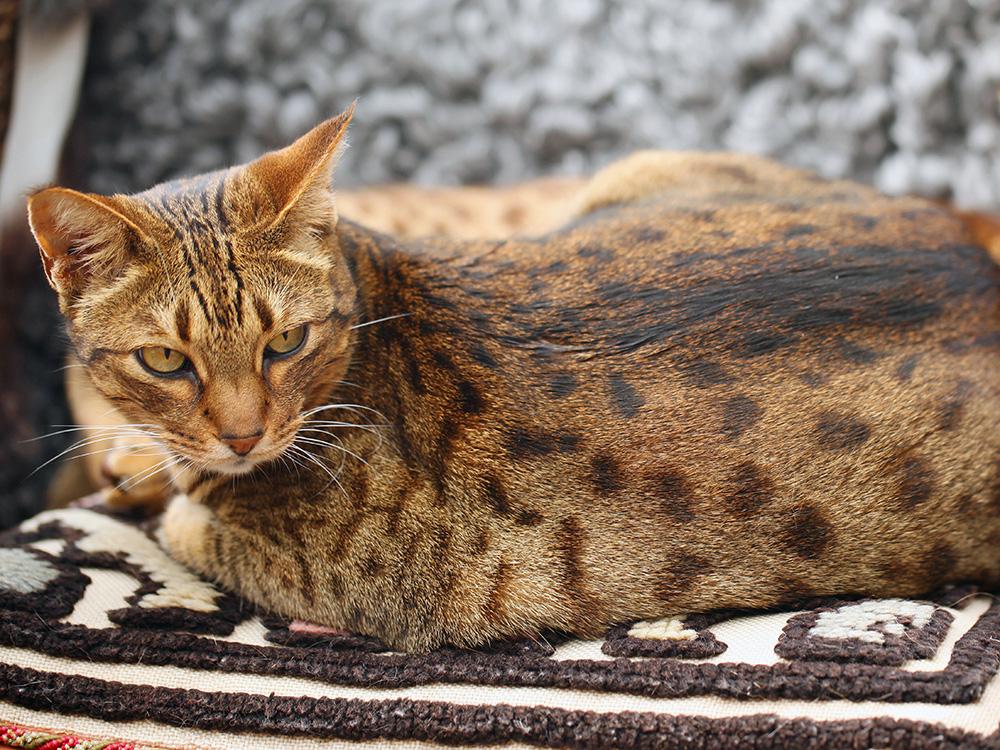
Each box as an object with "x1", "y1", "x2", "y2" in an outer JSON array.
[
  {"x1": 366, "y1": 151, "x2": 1000, "y2": 624},
  {"x1": 419, "y1": 151, "x2": 1000, "y2": 381}
]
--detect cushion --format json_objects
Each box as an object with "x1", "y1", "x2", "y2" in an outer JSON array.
[{"x1": 1, "y1": 507, "x2": 998, "y2": 749}]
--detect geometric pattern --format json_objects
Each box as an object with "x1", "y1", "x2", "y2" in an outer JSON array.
[{"x1": 1, "y1": 508, "x2": 998, "y2": 749}]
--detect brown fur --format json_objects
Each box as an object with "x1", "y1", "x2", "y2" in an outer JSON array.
[{"x1": 28, "y1": 107, "x2": 1000, "y2": 651}]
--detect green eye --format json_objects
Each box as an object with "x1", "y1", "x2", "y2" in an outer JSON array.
[
  {"x1": 265, "y1": 325, "x2": 307, "y2": 357},
  {"x1": 138, "y1": 346, "x2": 188, "y2": 375}
]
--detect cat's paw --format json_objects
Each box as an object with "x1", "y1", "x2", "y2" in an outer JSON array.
[
  {"x1": 100, "y1": 443, "x2": 173, "y2": 512},
  {"x1": 158, "y1": 494, "x2": 214, "y2": 570}
]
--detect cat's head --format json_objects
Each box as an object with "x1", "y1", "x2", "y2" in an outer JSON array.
[{"x1": 28, "y1": 105, "x2": 360, "y2": 476}]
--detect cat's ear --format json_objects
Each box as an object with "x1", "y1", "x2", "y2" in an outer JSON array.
[
  {"x1": 243, "y1": 101, "x2": 355, "y2": 233},
  {"x1": 27, "y1": 187, "x2": 148, "y2": 301}
]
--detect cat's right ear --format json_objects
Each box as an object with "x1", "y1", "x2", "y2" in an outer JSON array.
[{"x1": 27, "y1": 187, "x2": 148, "y2": 303}]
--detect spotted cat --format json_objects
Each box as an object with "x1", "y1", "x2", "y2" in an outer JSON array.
[{"x1": 28, "y1": 105, "x2": 1000, "y2": 651}]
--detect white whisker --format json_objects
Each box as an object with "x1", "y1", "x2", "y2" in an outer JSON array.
[{"x1": 349, "y1": 313, "x2": 410, "y2": 330}]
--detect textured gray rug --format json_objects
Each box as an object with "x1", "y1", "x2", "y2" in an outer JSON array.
[{"x1": 71, "y1": 0, "x2": 1000, "y2": 208}]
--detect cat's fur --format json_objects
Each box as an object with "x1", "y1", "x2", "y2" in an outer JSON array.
[{"x1": 28, "y1": 106, "x2": 1000, "y2": 651}]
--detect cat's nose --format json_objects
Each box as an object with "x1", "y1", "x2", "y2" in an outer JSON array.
[{"x1": 222, "y1": 432, "x2": 263, "y2": 456}]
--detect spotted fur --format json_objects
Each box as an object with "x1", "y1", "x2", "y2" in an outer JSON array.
[{"x1": 28, "y1": 108, "x2": 1000, "y2": 651}]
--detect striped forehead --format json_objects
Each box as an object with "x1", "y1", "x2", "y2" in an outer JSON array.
[{"x1": 135, "y1": 171, "x2": 337, "y2": 345}]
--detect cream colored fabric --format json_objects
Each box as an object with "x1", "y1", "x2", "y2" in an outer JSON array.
[{"x1": 1, "y1": 508, "x2": 997, "y2": 748}]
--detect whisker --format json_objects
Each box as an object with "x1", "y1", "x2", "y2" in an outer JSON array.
[
  {"x1": 301, "y1": 403, "x2": 386, "y2": 420},
  {"x1": 295, "y1": 436, "x2": 369, "y2": 466},
  {"x1": 349, "y1": 313, "x2": 410, "y2": 330},
  {"x1": 116, "y1": 455, "x2": 181, "y2": 493},
  {"x1": 28, "y1": 434, "x2": 162, "y2": 476},
  {"x1": 287, "y1": 444, "x2": 348, "y2": 498},
  {"x1": 24, "y1": 424, "x2": 156, "y2": 443}
]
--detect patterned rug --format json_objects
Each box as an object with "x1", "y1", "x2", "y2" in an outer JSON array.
[{"x1": 1, "y1": 507, "x2": 998, "y2": 749}]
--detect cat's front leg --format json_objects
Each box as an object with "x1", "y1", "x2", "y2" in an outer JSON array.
[{"x1": 157, "y1": 494, "x2": 218, "y2": 578}]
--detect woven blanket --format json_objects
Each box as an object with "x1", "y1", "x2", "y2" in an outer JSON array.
[{"x1": 1, "y1": 507, "x2": 998, "y2": 749}]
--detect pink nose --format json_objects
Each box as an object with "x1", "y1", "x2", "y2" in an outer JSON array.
[{"x1": 222, "y1": 433, "x2": 263, "y2": 456}]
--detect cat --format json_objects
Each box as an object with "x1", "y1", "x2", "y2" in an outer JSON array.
[{"x1": 28, "y1": 104, "x2": 1000, "y2": 651}]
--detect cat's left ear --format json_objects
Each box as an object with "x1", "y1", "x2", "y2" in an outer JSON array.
[
  {"x1": 27, "y1": 187, "x2": 150, "y2": 303},
  {"x1": 243, "y1": 101, "x2": 355, "y2": 233}
]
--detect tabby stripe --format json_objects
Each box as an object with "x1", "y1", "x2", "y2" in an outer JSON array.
[
  {"x1": 223, "y1": 235, "x2": 245, "y2": 326},
  {"x1": 214, "y1": 174, "x2": 230, "y2": 232},
  {"x1": 253, "y1": 295, "x2": 274, "y2": 331},
  {"x1": 174, "y1": 299, "x2": 191, "y2": 341}
]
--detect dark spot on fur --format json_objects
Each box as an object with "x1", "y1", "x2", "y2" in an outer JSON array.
[
  {"x1": 784, "y1": 224, "x2": 817, "y2": 239},
  {"x1": 362, "y1": 555, "x2": 385, "y2": 577},
  {"x1": 721, "y1": 395, "x2": 763, "y2": 440},
  {"x1": 837, "y1": 340, "x2": 881, "y2": 365},
  {"x1": 483, "y1": 474, "x2": 510, "y2": 515},
  {"x1": 815, "y1": 412, "x2": 871, "y2": 451},
  {"x1": 738, "y1": 330, "x2": 797, "y2": 358},
  {"x1": 632, "y1": 227, "x2": 665, "y2": 244},
  {"x1": 577, "y1": 244, "x2": 615, "y2": 261},
  {"x1": 800, "y1": 370, "x2": 827, "y2": 388},
  {"x1": 896, "y1": 354, "x2": 920, "y2": 382},
  {"x1": 555, "y1": 517, "x2": 600, "y2": 621},
  {"x1": 851, "y1": 215, "x2": 879, "y2": 230},
  {"x1": 545, "y1": 260, "x2": 568, "y2": 275},
  {"x1": 608, "y1": 374, "x2": 644, "y2": 418},
  {"x1": 471, "y1": 526, "x2": 492, "y2": 553},
  {"x1": 897, "y1": 455, "x2": 935, "y2": 508},
  {"x1": 655, "y1": 551, "x2": 709, "y2": 601},
  {"x1": 686, "y1": 209, "x2": 717, "y2": 222},
  {"x1": 937, "y1": 380, "x2": 973, "y2": 431},
  {"x1": 726, "y1": 462, "x2": 775, "y2": 517},
  {"x1": 647, "y1": 469, "x2": 695, "y2": 522},
  {"x1": 506, "y1": 428, "x2": 581, "y2": 459},
  {"x1": 457, "y1": 380, "x2": 485, "y2": 414},
  {"x1": 590, "y1": 453, "x2": 623, "y2": 494},
  {"x1": 485, "y1": 559, "x2": 514, "y2": 623},
  {"x1": 549, "y1": 372, "x2": 578, "y2": 398},
  {"x1": 942, "y1": 332, "x2": 1000, "y2": 354},
  {"x1": 470, "y1": 342, "x2": 499, "y2": 370},
  {"x1": 432, "y1": 350, "x2": 458, "y2": 372},
  {"x1": 782, "y1": 505, "x2": 833, "y2": 559},
  {"x1": 515, "y1": 509, "x2": 544, "y2": 527},
  {"x1": 676, "y1": 357, "x2": 734, "y2": 387}
]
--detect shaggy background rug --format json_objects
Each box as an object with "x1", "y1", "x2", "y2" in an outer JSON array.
[
  {"x1": 74, "y1": 0, "x2": 1000, "y2": 206},
  {"x1": 3, "y1": 0, "x2": 1000, "y2": 526}
]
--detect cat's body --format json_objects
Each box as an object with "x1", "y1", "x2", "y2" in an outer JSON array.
[{"x1": 29, "y1": 111, "x2": 1000, "y2": 651}]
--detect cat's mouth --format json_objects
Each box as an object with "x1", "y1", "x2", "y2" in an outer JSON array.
[
  {"x1": 167, "y1": 433, "x2": 294, "y2": 478},
  {"x1": 209, "y1": 441, "x2": 290, "y2": 476}
]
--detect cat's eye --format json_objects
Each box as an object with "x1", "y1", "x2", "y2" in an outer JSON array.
[
  {"x1": 265, "y1": 325, "x2": 307, "y2": 357},
  {"x1": 137, "y1": 346, "x2": 189, "y2": 375}
]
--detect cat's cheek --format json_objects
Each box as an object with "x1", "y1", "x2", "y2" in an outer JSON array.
[{"x1": 158, "y1": 494, "x2": 215, "y2": 572}]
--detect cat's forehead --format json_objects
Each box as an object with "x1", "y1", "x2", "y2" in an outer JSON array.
[{"x1": 134, "y1": 168, "x2": 237, "y2": 238}]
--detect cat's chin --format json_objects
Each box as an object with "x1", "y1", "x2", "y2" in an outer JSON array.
[{"x1": 209, "y1": 456, "x2": 269, "y2": 476}]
